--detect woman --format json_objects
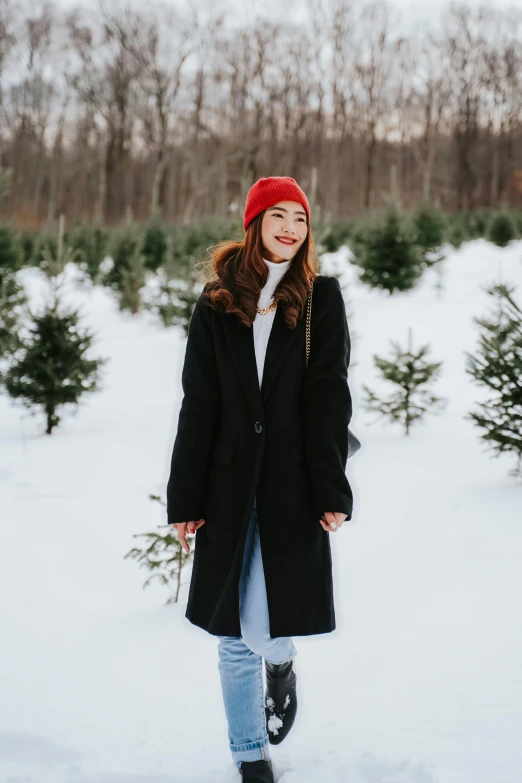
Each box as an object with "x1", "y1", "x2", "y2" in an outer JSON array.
[{"x1": 166, "y1": 176, "x2": 354, "y2": 783}]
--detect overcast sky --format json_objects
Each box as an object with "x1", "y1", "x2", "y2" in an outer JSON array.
[
  {"x1": 52, "y1": 0, "x2": 522, "y2": 48},
  {"x1": 231, "y1": 0, "x2": 522, "y2": 22},
  {"x1": 58, "y1": 0, "x2": 522, "y2": 14}
]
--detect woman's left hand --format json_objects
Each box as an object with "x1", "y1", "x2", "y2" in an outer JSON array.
[{"x1": 320, "y1": 511, "x2": 347, "y2": 532}]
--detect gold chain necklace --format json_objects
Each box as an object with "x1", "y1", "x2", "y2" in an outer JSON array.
[{"x1": 256, "y1": 298, "x2": 278, "y2": 315}]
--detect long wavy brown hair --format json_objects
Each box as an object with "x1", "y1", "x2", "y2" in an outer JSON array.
[{"x1": 199, "y1": 209, "x2": 319, "y2": 329}]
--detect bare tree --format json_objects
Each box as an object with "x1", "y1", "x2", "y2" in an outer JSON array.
[
  {"x1": 122, "y1": 4, "x2": 195, "y2": 219},
  {"x1": 348, "y1": 0, "x2": 407, "y2": 209},
  {"x1": 0, "y1": 0, "x2": 17, "y2": 89},
  {"x1": 2, "y1": 1, "x2": 57, "y2": 220},
  {"x1": 482, "y1": 7, "x2": 522, "y2": 204},
  {"x1": 408, "y1": 33, "x2": 451, "y2": 203},
  {"x1": 68, "y1": 2, "x2": 143, "y2": 223},
  {"x1": 329, "y1": 0, "x2": 358, "y2": 213},
  {"x1": 442, "y1": 3, "x2": 491, "y2": 210}
]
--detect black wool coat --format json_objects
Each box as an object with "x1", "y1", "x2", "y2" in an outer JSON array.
[{"x1": 166, "y1": 274, "x2": 354, "y2": 638}]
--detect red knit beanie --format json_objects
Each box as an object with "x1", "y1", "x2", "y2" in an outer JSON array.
[{"x1": 243, "y1": 176, "x2": 311, "y2": 231}]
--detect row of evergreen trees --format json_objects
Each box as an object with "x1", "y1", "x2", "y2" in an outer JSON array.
[
  {"x1": 2, "y1": 203, "x2": 521, "y2": 333},
  {"x1": 5, "y1": 203, "x2": 522, "y2": 276}
]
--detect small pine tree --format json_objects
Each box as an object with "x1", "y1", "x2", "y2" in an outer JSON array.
[
  {"x1": 0, "y1": 227, "x2": 26, "y2": 382},
  {"x1": 4, "y1": 216, "x2": 107, "y2": 434},
  {"x1": 468, "y1": 210, "x2": 491, "y2": 238},
  {"x1": 362, "y1": 329, "x2": 447, "y2": 435},
  {"x1": 17, "y1": 229, "x2": 37, "y2": 266},
  {"x1": 145, "y1": 234, "x2": 201, "y2": 333},
  {"x1": 0, "y1": 270, "x2": 27, "y2": 378},
  {"x1": 446, "y1": 221, "x2": 466, "y2": 249},
  {"x1": 0, "y1": 226, "x2": 22, "y2": 272},
  {"x1": 352, "y1": 208, "x2": 425, "y2": 294},
  {"x1": 104, "y1": 229, "x2": 140, "y2": 290},
  {"x1": 0, "y1": 226, "x2": 27, "y2": 384},
  {"x1": 142, "y1": 222, "x2": 167, "y2": 271},
  {"x1": 124, "y1": 494, "x2": 194, "y2": 604},
  {"x1": 119, "y1": 241, "x2": 147, "y2": 314},
  {"x1": 412, "y1": 202, "x2": 445, "y2": 263},
  {"x1": 465, "y1": 283, "x2": 522, "y2": 480},
  {"x1": 458, "y1": 210, "x2": 490, "y2": 240},
  {"x1": 488, "y1": 212, "x2": 516, "y2": 248},
  {"x1": 69, "y1": 224, "x2": 108, "y2": 283},
  {"x1": 40, "y1": 214, "x2": 78, "y2": 280},
  {"x1": 4, "y1": 306, "x2": 107, "y2": 434}
]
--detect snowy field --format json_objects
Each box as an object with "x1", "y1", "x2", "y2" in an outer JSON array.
[{"x1": 1, "y1": 239, "x2": 521, "y2": 783}]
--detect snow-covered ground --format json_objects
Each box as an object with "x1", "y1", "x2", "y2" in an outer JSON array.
[{"x1": 1, "y1": 239, "x2": 521, "y2": 783}]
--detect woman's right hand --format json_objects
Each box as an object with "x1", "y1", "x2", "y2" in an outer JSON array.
[{"x1": 173, "y1": 518, "x2": 206, "y2": 553}]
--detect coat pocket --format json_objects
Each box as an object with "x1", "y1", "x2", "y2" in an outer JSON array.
[
  {"x1": 210, "y1": 435, "x2": 238, "y2": 465},
  {"x1": 290, "y1": 436, "x2": 305, "y2": 463}
]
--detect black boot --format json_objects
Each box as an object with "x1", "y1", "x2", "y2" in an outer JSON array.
[
  {"x1": 264, "y1": 656, "x2": 297, "y2": 745},
  {"x1": 239, "y1": 759, "x2": 275, "y2": 782}
]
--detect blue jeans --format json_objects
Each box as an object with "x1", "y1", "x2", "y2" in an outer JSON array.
[{"x1": 217, "y1": 496, "x2": 297, "y2": 769}]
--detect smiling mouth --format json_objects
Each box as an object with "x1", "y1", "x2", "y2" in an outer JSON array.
[{"x1": 275, "y1": 237, "x2": 297, "y2": 245}]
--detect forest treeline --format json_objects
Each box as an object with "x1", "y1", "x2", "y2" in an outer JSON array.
[{"x1": 1, "y1": 0, "x2": 521, "y2": 226}]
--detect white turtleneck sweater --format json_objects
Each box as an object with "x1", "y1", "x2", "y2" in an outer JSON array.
[{"x1": 253, "y1": 257, "x2": 292, "y2": 387}]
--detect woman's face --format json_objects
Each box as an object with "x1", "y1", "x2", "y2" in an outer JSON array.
[{"x1": 260, "y1": 200, "x2": 308, "y2": 263}]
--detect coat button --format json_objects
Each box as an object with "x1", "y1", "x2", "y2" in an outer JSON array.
[{"x1": 254, "y1": 421, "x2": 263, "y2": 433}]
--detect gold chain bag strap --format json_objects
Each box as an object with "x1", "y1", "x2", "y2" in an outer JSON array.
[
  {"x1": 304, "y1": 275, "x2": 361, "y2": 458},
  {"x1": 305, "y1": 276, "x2": 315, "y2": 368}
]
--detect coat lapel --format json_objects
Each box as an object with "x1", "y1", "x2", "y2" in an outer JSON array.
[
  {"x1": 261, "y1": 304, "x2": 302, "y2": 403},
  {"x1": 223, "y1": 304, "x2": 302, "y2": 415}
]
